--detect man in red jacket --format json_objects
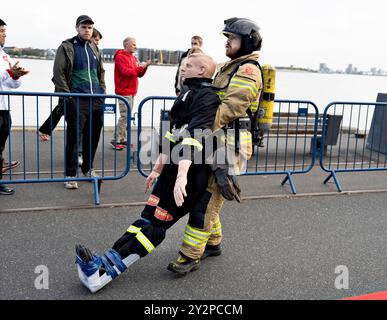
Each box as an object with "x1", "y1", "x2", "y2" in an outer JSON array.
[{"x1": 112, "y1": 37, "x2": 151, "y2": 150}]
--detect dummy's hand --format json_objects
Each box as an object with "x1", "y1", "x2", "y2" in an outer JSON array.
[
  {"x1": 174, "y1": 176, "x2": 187, "y2": 207},
  {"x1": 144, "y1": 171, "x2": 160, "y2": 193}
]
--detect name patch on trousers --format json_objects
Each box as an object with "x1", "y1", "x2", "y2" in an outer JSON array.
[
  {"x1": 147, "y1": 195, "x2": 160, "y2": 207},
  {"x1": 154, "y1": 206, "x2": 173, "y2": 221}
]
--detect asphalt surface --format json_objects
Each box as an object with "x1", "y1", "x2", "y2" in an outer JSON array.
[{"x1": 1, "y1": 131, "x2": 387, "y2": 300}]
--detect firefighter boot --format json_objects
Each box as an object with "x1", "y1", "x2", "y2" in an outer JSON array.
[
  {"x1": 167, "y1": 255, "x2": 200, "y2": 275},
  {"x1": 202, "y1": 244, "x2": 222, "y2": 260}
]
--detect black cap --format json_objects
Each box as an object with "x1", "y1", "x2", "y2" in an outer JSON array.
[
  {"x1": 0, "y1": 19, "x2": 6, "y2": 26},
  {"x1": 76, "y1": 15, "x2": 94, "y2": 26}
]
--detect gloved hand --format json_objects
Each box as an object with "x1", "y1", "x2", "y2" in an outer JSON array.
[
  {"x1": 174, "y1": 175, "x2": 188, "y2": 207},
  {"x1": 144, "y1": 171, "x2": 160, "y2": 193},
  {"x1": 214, "y1": 168, "x2": 241, "y2": 203}
]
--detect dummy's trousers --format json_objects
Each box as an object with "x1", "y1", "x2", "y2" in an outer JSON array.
[{"x1": 111, "y1": 163, "x2": 212, "y2": 260}]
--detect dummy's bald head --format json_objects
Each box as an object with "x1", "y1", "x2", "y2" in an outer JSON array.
[{"x1": 185, "y1": 53, "x2": 216, "y2": 79}]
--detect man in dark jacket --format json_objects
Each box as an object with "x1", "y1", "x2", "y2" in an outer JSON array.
[
  {"x1": 52, "y1": 15, "x2": 106, "y2": 189},
  {"x1": 75, "y1": 53, "x2": 220, "y2": 293}
]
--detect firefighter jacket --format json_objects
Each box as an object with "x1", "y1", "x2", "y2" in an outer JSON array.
[{"x1": 213, "y1": 52, "x2": 262, "y2": 173}]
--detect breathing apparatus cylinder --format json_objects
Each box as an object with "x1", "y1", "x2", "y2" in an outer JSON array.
[{"x1": 257, "y1": 64, "x2": 276, "y2": 131}]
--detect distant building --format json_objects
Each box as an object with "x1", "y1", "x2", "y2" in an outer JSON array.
[
  {"x1": 319, "y1": 63, "x2": 330, "y2": 73},
  {"x1": 345, "y1": 64, "x2": 354, "y2": 74},
  {"x1": 101, "y1": 48, "x2": 184, "y2": 64}
]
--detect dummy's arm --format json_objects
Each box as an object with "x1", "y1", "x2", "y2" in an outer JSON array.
[{"x1": 173, "y1": 159, "x2": 192, "y2": 207}]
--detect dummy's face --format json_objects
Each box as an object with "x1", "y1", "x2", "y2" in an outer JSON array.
[
  {"x1": 182, "y1": 56, "x2": 203, "y2": 79},
  {"x1": 225, "y1": 33, "x2": 242, "y2": 59},
  {"x1": 0, "y1": 26, "x2": 6, "y2": 47},
  {"x1": 76, "y1": 23, "x2": 94, "y2": 41}
]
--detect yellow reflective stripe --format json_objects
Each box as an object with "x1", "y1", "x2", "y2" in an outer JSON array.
[
  {"x1": 249, "y1": 101, "x2": 259, "y2": 112},
  {"x1": 182, "y1": 238, "x2": 202, "y2": 248},
  {"x1": 182, "y1": 225, "x2": 210, "y2": 248},
  {"x1": 230, "y1": 79, "x2": 259, "y2": 97},
  {"x1": 164, "y1": 131, "x2": 176, "y2": 143},
  {"x1": 216, "y1": 91, "x2": 225, "y2": 102},
  {"x1": 230, "y1": 83, "x2": 258, "y2": 97},
  {"x1": 230, "y1": 78, "x2": 259, "y2": 92},
  {"x1": 127, "y1": 225, "x2": 155, "y2": 253},
  {"x1": 212, "y1": 221, "x2": 222, "y2": 229},
  {"x1": 211, "y1": 223, "x2": 222, "y2": 235},
  {"x1": 127, "y1": 225, "x2": 141, "y2": 234},
  {"x1": 182, "y1": 138, "x2": 203, "y2": 152},
  {"x1": 182, "y1": 234, "x2": 206, "y2": 248},
  {"x1": 135, "y1": 231, "x2": 155, "y2": 253},
  {"x1": 185, "y1": 225, "x2": 211, "y2": 239},
  {"x1": 222, "y1": 132, "x2": 252, "y2": 145}
]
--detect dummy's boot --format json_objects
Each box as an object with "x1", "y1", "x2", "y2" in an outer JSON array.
[
  {"x1": 75, "y1": 244, "x2": 140, "y2": 293},
  {"x1": 167, "y1": 254, "x2": 200, "y2": 275}
]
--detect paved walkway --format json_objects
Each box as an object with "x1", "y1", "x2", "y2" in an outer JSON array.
[{"x1": 0, "y1": 131, "x2": 387, "y2": 300}]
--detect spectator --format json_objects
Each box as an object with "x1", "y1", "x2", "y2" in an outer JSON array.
[
  {"x1": 111, "y1": 37, "x2": 151, "y2": 150},
  {"x1": 91, "y1": 28, "x2": 102, "y2": 46},
  {"x1": 174, "y1": 35, "x2": 203, "y2": 96},
  {"x1": 0, "y1": 18, "x2": 29, "y2": 195},
  {"x1": 52, "y1": 15, "x2": 106, "y2": 189},
  {"x1": 39, "y1": 26, "x2": 103, "y2": 142},
  {"x1": 39, "y1": 26, "x2": 104, "y2": 167}
]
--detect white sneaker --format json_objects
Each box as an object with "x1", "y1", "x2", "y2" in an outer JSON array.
[
  {"x1": 64, "y1": 177, "x2": 78, "y2": 189},
  {"x1": 83, "y1": 169, "x2": 99, "y2": 179},
  {"x1": 78, "y1": 155, "x2": 83, "y2": 166}
]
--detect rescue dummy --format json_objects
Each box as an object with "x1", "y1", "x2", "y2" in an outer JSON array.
[{"x1": 75, "y1": 53, "x2": 222, "y2": 292}]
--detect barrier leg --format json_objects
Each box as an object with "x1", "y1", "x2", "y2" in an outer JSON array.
[
  {"x1": 93, "y1": 179, "x2": 101, "y2": 205},
  {"x1": 281, "y1": 172, "x2": 297, "y2": 194},
  {"x1": 323, "y1": 171, "x2": 342, "y2": 192},
  {"x1": 323, "y1": 172, "x2": 333, "y2": 184}
]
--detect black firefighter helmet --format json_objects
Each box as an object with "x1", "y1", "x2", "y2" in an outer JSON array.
[{"x1": 223, "y1": 17, "x2": 262, "y2": 57}]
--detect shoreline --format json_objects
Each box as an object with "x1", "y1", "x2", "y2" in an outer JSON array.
[{"x1": 13, "y1": 56, "x2": 387, "y2": 77}]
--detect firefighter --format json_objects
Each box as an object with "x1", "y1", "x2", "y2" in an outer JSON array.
[
  {"x1": 75, "y1": 53, "x2": 227, "y2": 293},
  {"x1": 168, "y1": 17, "x2": 263, "y2": 274}
]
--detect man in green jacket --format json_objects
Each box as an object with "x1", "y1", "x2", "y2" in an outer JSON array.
[{"x1": 52, "y1": 15, "x2": 106, "y2": 189}]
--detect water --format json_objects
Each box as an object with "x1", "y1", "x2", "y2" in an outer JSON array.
[{"x1": 6, "y1": 58, "x2": 387, "y2": 129}]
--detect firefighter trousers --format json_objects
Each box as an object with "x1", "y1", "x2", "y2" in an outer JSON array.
[{"x1": 179, "y1": 175, "x2": 224, "y2": 260}]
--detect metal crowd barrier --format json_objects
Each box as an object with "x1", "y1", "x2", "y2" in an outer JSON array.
[
  {"x1": 320, "y1": 101, "x2": 387, "y2": 192},
  {"x1": 0, "y1": 91, "x2": 132, "y2": 204},
  {"x1": 242, "y1": 100, "x2": 319, "y2": 194},
  {"x1": 136, "y1": 96, "x2": 176, "y2": 178},
  {"x1": 136, "y1": 96, "x2": 320, "y2": 194}
]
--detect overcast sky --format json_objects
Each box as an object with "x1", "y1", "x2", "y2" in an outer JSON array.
[{"x1": 2, "y1": 0, "x2": 386, "y2": 71}]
